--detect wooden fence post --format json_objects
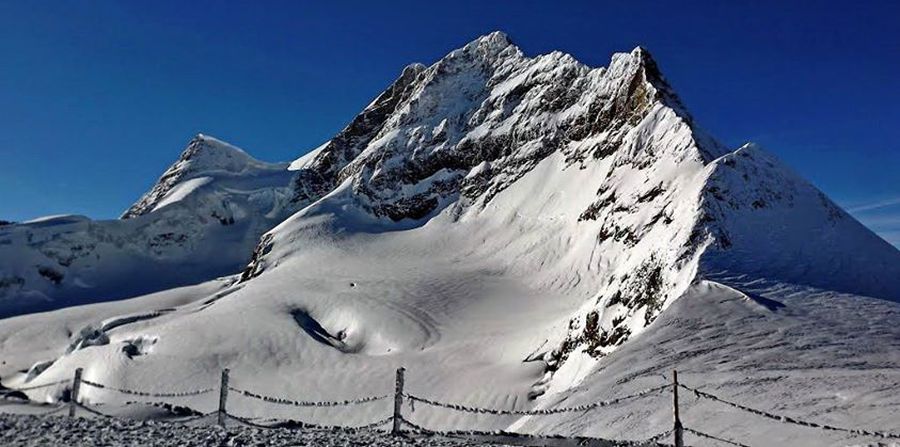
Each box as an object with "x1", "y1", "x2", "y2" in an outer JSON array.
[
  {"x1": 68, "y1": 368, "x2": 83, "y2": 418},
  {"x1": 673, "y1": 370, "x2": 684, "y2": 447},
  {"x1": 218, "y1": 368, "x2": 230, "y2": 427},
  {"x1": 392, "y1": 367, "x2": 406, "y2": 435}
]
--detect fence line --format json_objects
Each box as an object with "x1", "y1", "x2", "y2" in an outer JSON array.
[
  {"x1": 398, "y1": 414, "x2": 675, "y2": 447},
  {"x1": 227, "y1": 413, "x2": 394, "y2": 431},
  {"x1": 80, "y1": 378, "x2": 214, "y2": 398},
  {"x1": 228, "y1": 385, "x2": 389, "y2": 407},
  {"x1": 123, "y1": 400, "x2": 206, "y2": 417},
  {"x1": 1, "y1": 379, "x2": 69, "y2": 392},
  {"x1": 32, "y1": 405, "x2": 69, "y2": 416},
  {"x1": 641, "y1": 429, "x2": 676, "y2": 445},
  {"x1": 74, "y1": 402, "x2": 117, "y2": 419},
  {"x1": 683, "y1": 427, "x2": 750, "y2": 447},
  {"x1": 679, "y1": 383, "x2": 900, "y2": 440},
  {"x1": 168, "y1": 412, "x2": 216, "y2": 424},
  {"x1": 225, "y1": 412, "x2": 284, "y2": 430},
  {"x1": 404, "y1": 384, "x2": 669, "y2": 416},
  {"x1": 4, "y1": 367, "x2": 900, "y2": 446}
]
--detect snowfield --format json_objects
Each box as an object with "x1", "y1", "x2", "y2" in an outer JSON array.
[{"x1": 1, "y1": 32, "x2": 899, "y2": 447}]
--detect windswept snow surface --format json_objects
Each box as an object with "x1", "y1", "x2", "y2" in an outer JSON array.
[{"x1": 1, "y1": 32, "x2": 899, "y2": 446}]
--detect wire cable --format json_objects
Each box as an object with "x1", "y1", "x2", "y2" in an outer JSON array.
[
  {"x1": 405, "y1": 384, "x2": 669, "y2": 416},
  {"x1": 227, "y1": 385, "x2": 389, "y2": 407},
  {"x1": 80, "y1": 378, "x2": 214, "y2": 398},
  {"x1": 681, "y1": 384, "x2": 900, "y2": 439},
  {"x1": 684, "y1": 427, "x2": 751, "y2": 447}
]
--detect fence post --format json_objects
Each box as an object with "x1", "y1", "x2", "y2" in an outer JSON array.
[
  {"x1": 68, "y1": 368, "x2": 83, "y2": 418},
  {"x1": 673, "y1": 370, "x2": 684, "y2": 447},
  {"x1": 392, "y1": 367, "x2": 406, "y2": 435},
  {"x1": 218, "y1": 368, "x2": 230, "y2": 427}
]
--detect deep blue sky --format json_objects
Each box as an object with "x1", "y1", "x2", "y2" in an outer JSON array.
[{"x1": 1, "y1": 1, "x2": 898, "y2": 246}]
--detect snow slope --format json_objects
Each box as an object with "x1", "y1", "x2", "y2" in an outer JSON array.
[
  {"x1": 517, "y1": 279, "x2": 900, "y2": 446},
  {"x1": 1, "y1": 32, "x2": 898, "y2": 446},
  {"x1": 0, "y1": 135, "x2": 295, "y2": 316}
]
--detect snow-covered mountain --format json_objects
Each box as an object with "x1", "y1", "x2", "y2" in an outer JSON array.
[
  {"x1": 247, "y1": 31, "x2": 900, "y2": 375},
  {"x1": 1, "y1": 32, "x2": 898, "y2": 446},
  {"x1": 0, "y1": 134, "x2": 295, "y2": 316}
]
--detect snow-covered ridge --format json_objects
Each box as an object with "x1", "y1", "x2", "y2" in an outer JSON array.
[
  {"x1": 0, "y1": 135, "x2": 295, "y2": 316},
  {"x1": 122, "y1": 134, "x2": 288, "y2": 219},
  {"x1": 283, "y1": 33, "x2": 725, "y2": 223},
  {"x1": 697, "y1": 143, "x2": 900, "y2": 299}
]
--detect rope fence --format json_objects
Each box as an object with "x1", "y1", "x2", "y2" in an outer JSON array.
[
  {"x1": 228, "y1": 385, "x2": 389, "y2": 407},
  {"x1": 2, "y1": 367, "x2": 899, "y2": 446},
  {"x1": 80, "y1": 378, "x2": 215, "y2": 398},
  {"x1": 30, "y1": 404, "x2": 69, "y2": 417},
  {"x1": 74, "y1": 402, "x2": 117, "y2": 419},
  {"x1": 398, "y1": 414, "x2": 675, "y2": 447},
  {"x1": 684, "y1": 427, "x2": 751, "y2": 447},
  {"x1": 224, "y1": 412, "x2": 285, "y2": 430},
  {"x1": 679, "y1": 383, "x2": 900, "y2": 440},
  {"x1": 227, "y1": 413, "x2": 395, "y2": 431},
  {"x1": 1, "y1": 378, "x2": 69, "y2": 392},
  {"x1": 404, "y1": 384, "x2": 669, "y2": 416},
  {"x1": 640, "y1": 429, "x2": 676, "y2": 445}
]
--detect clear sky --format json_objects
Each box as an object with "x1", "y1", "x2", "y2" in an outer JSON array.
[{"x1": 1, "y1": 1, "x2": 898, "y2": 246}]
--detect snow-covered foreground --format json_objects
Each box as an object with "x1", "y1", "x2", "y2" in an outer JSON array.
[
  {"x1": 1, "y1": 275, "x2": 898, "y2": 446},
  {"x1": 518, "y1": 280, "x2": 900, "y2": 446},
  {"x1": 0, "y1": 412, "x2": 505, "y2": 447}
]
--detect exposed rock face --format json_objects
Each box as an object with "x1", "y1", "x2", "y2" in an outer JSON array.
[
  {"x1": 287, "y1": 33, "x2": 723, "y2": 222},
  {"x1": 258, "y1": 33, "x2": 730, "y2": 347}
]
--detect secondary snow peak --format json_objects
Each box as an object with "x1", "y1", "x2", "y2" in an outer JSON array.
[
  {"x1": 0, "y1": 135, "x2": 294, "y2": 315},
  {"x1": 122, "y1": 135, "x2": 279, "y2": 219}
]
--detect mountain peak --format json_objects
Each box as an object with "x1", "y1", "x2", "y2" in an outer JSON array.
[
  {"x1": 400, "y1": 62, "x2": 426, "y2": 77},
  {"x1": 445, "y1": 31, "x2": 521, "y2": 65},
  {"x1": 184, "y1": 133, "x2": 249, "y2": 160},
  {"x1": 601, "y1": 44, "x2": 694, "y2": 130},
  {"x1": 473, "y1": 30, "x2": 513, "y2": 47},
  {"x1": 627, "y1": 46, "x2": 662, "y2": 75},
  {"x1": 121, "y1": 135, "x2": 270, "y2": 219},
  {"x1": 629, "y1": 45, "x2": 651, "y2": 58}
]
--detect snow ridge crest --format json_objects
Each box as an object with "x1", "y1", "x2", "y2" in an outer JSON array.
[{"x1": 122, "y1": 134, "x2": 270, "y2": 219}]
